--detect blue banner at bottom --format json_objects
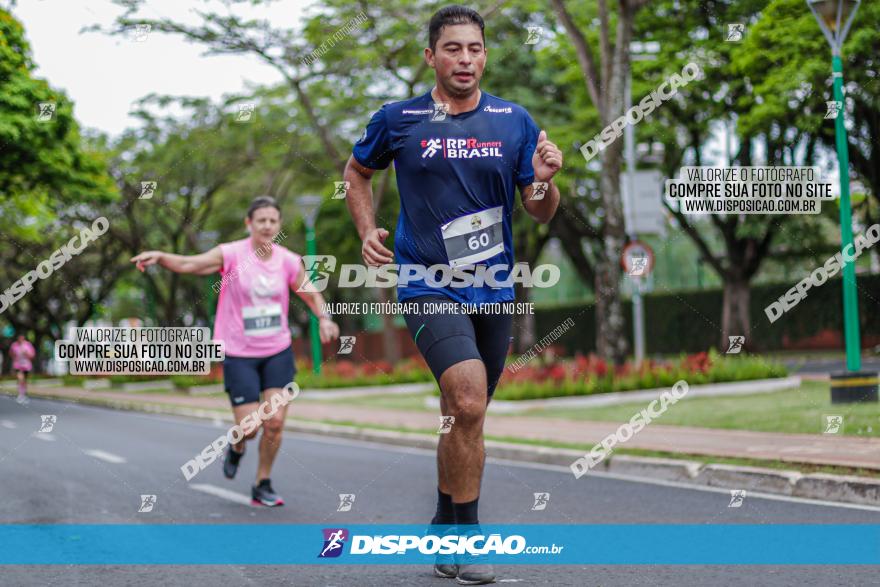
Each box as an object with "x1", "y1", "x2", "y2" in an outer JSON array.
[{"x1": 1, "y1": 524, "x2": 878, "y2": 565}]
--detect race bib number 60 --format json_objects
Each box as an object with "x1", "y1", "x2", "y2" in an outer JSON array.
[{"x1": 441, "y1": 206, "x2": 504, "y2": 268}]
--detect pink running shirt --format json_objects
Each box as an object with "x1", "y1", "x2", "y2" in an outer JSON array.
[
  {"x1": 10, "y1": 340, "x2": 35, "y2": 371},
  {"x1": 212, "y1": 238, "x2": 302, "y2": 358}
]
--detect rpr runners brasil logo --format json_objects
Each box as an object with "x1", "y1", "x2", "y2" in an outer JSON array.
[
  {"x1": 318, "y1": 528, "x2": 349, "y2": 558},
  {"x1": 420, "y1": 137, "x2": 503, "y2": 159}
]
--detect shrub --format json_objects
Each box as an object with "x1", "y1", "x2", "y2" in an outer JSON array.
[{"x1": 492, "y1": 350, "x2": 787, "y2": 401}]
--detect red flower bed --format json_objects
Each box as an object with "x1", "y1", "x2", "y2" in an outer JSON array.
[{"x1": 501, "y1": 352, "x2": 714, "y2": 386}]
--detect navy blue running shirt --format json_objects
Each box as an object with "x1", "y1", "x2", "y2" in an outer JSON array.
[{"x1": 352, "y1": 90, "x2": 540, "y2": 304}]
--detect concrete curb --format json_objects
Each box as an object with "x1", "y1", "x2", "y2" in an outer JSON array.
[
  {"x1": 425, "y1": 376, "x2": 802, "y2": 412},
  {"x1": 7, "y1": 389, "x2": 879, "y2": 507},
  {"x1": 695, "y1": 463, "x2": 802, "y2": 496},
  {"x1": 605, "y1": 454, "x2": 703, "y2": 482},
  {"x1": 794, "y1": 473, "x2": 880, "y2": 505}
]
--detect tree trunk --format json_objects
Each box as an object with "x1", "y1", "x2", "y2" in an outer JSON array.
[
  {"x1": 594, "y1": 260, "x2": 627, "y2": 364},
  {"x1": 595, "y1": 144, "x2": 628, "y2": 365},
  {"x1": 721, "y1": 278, "x2": 751, "y2": 351}
]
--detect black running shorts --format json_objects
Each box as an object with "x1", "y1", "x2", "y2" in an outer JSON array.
[
  {"x1": 222, "y1": 345, "x2": 296, "y2": 407},
  {"x1": 401, "y1": 295, "x2": 513, "y2": 397}
]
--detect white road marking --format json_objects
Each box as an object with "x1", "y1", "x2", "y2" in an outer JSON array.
[
  {"x1": 189, "y1": 483, "x2": 252, "y2": 506},
  {"x1": 32, "y1": 432, "x2": 56, "y2": 442},
  {"x1": 84, "y1": 449, "x2": 127, "y2": 464},
  {"x1": 1, "y1": 420, "x2": 16, "y2": 429}
]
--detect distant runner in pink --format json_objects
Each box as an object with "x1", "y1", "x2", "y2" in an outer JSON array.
[{"x1": 10, "y1": 335, "x2": 35, "y2": 403}]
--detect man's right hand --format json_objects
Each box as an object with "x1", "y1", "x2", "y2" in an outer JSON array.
[{"x1": 361, "y1": 228, "x2": 393, "y2": 266}]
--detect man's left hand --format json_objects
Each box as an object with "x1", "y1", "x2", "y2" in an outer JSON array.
[{"x1": 532, "y1": 129, "x2": 563, "y2": 182}]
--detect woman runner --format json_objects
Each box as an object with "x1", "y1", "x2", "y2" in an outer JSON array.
[{"x1": 131, "y1": 195, "x2": 340, "y2": 506}]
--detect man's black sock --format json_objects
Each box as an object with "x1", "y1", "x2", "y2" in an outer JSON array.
[
  {"x1": 453, "y1": 497, "x2": 479, "y2": 527},
  {"x1": 431, "y1": 488, "x2": 455, "y2": 525},
  {"x1": 228, "y1": 445, "x2": 244, "y2": 464}
]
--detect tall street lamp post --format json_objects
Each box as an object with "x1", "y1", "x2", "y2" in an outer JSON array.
[
  {"x1": 298, "y1": 195, "x2": 323, "y2": 375},
  {"x1": 807, "y1": 0, "x2": 877, "y2": 403},
  {"x1": 807, "y1": 0, "x2": 861, "y2": 371}
]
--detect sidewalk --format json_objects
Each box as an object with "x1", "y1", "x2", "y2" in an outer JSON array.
[{"x1": 16, "y1": 384, "x2": 880, "y2": 471}]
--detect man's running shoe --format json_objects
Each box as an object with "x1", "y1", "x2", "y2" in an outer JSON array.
[
  {"x1": 456, "y1": 530, "x2": 495, "y2": 585},
  {"x1": 432, "y1": 524, "x2": 458, "y2": 579},
  {"x1": 434, "y1": 560, "x2": 458, "y2": 579},
  {"x1": 251, "y1": 478, "x2": 285, "y2": 507},
  {"x1": 223, "y1": 445, "x2": 244, "y2": 479},
  {"x1": 456, "y1": 557, "x2": 495, "y2": 585},
  {"x1": 16, "y1": 395, "x2": 28, "y2": 405}
]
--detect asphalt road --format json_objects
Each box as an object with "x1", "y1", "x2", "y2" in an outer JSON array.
[{"x1": 1, "y1": 395, "x2": 879, "y2": 586}]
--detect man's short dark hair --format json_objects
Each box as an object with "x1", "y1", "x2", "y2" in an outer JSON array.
[{"x1": 428, "y1": 5, "x2": 485, "y2": 51}]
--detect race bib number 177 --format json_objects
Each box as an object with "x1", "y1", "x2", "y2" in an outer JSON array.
[{"x1": 242, "y1": 304, "x2": 282, "y2": 336}]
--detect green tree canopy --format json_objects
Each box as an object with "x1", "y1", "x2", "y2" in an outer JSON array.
[{"x1": 0, "y1": 8, "x2": 115, "y2": 237}]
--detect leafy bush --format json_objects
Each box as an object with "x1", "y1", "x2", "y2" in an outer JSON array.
[
  {"x1": 59, "y1": 374, "x2": 214, "y2": 389},
  {"x1": 164, "y1": 358, "x2": 434, "y2": 391},
  {"x1": 107, "y1": 374, "x2": 174, "y2": 384},
  {"x1": 491, "y1": 350, "x2": 788, "y2": 401},
  {"x1": 170, "y1": 374, "x2": 221, "y2": 389},
  {"x1": 1, "y1": 373, "x2": 52, "y2": 380},
  {"x1": 61, "y1": 375, "x2": 96, "y2": 386},
  {"x1": 295, "y1": 358, "x2": 434, "y2": 389}
]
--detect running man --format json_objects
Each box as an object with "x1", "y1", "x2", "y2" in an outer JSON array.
[
  {"x1": 131, "y1": 195, "x2": 340, "y2": 506},
  {"x1": 10, "y1": 335, "x2": 36, "y2": 404},
  {"x1": 344, "y1": 6, "x2": 562, "y2": 584}
]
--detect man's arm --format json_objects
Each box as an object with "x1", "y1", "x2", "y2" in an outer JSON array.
[
  {"x1": 343, "y1": 156, "x2": 377, "y2": 240},
  {"x1": 343, "y1": 156, "x2": 393, "y2": 266},
  {"x1": 520, "y1": 181, "x2": 561, "y2": 224}
]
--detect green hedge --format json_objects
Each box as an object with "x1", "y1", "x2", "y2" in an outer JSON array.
[
  {"x1": 493, "y1": 353, "x2": 787, "y2": 401},
  {"x1": 294, "y1": 370, "x2": 434, "y2": 389},
  {"x1": 535, "y1": 274, "x2": 880, "y2": 354},
  {"x1": 62, "y1": 374, "x2": 220, "y2": 390}
]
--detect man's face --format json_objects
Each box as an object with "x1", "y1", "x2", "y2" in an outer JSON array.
[{"x1": 425, "y1": 23, "x2": 486, "y2": 97}]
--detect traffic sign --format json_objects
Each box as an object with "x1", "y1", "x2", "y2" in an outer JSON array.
[{"x1": 621, "y1": 241, "x2": 655, "y2": 277}]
